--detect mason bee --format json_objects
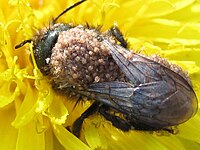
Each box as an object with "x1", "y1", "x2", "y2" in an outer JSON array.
[{"x1": 15, "y1": 0, "x2": 198, "y2": 137}]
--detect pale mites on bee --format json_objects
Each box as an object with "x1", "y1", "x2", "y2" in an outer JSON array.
[{"x1": 15, "y1": 0, "x2": 198, "y2": 137}]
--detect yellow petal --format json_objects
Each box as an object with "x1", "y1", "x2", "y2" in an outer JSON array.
[
  {"x1": 53, "y1": 124, "x2": 91, "y2": 150},
  {"x1": 16, "y1": 120, "x2": 45, "y2": 150},
  {"x1": 46, "y1": 94, "x2": 69, "y2": 125},
  {"x1": 177, "y1": 112, "x2": 200, "y2": 143},
  {"x1": 0, "y1": 105, "x2": 18, "y2": 150},
  {"x1": 84, "y1": 118, "x2": 108, "y2": 149},
  {"x1": 12, "y1": 84, "x2": 36, "y2": 127}
]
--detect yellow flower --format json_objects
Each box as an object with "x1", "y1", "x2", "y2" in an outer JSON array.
[{"x1": 0, "y1": 0, "x2": 200, "y2": 149}]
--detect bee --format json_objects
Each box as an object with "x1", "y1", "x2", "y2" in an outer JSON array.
[{"x1": 15, "y1": 0, "x2": 198, "y2": 137}]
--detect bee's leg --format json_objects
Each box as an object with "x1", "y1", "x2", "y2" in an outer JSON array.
[
  {"x1": 72, "y1": 101, "x2": 101, "y2": 137},
  {"x1": 110, "y1": 25, "x2": 128, "y2": 48},
  {"x1": 162, "y1": 127, "x2": 179, "y2": 134},
  {"x1": 99, "y1": 105, "x2": 131, "y2": 131}
]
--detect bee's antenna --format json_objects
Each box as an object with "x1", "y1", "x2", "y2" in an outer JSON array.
[
  {"x1": 15, "y1": 39, "x2": 32, "y2": 49},
  {"x1": 53, "y1": 0, "x2": 87, "y2": 24}
]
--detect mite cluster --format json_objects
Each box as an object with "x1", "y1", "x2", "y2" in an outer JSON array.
[
  {"x1": 49, "y1": 25, "x2": 128, "y2": 89},
  {"x1": 148, "y1": 55, "x2": 191, "y2": 84}
]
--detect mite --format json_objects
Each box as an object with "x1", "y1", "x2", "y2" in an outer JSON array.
[{"x1": 15, "y1": 0, "x2": 198, "y2": 137}]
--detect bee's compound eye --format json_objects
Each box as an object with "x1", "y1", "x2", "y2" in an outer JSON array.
[
  {"x1": 33, "y1": 23, "x2": 72, "y2": 75},
  {"x1": 33, "y1": 31, "x2": 58, "y2": 75}
]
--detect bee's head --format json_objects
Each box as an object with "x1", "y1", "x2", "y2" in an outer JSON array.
[
  {"x1": 15, "y1": 23, "x2": 71, "y2": 75},
  {"x1": 32, "y1": 23, "x2": 71, "y2": 75},
  {"x1": 15, "y1": 0, "x2": 87, "y2": 75}
]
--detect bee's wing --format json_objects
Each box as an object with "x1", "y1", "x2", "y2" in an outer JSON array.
[
  {"x1": 102, "y1": 39, "x2": 163, "y2": 85},
  {"x1": 88, "y1": 80, "x2": 197, "y2": 128},
  {"x1": 88, "y1": 38, "x2": 198, "y2": 128},
  {"x1": 102, "y1": 39, "x2": 197, "y2": 105},
  {"x1": 102, "y1": 39, "x2": 193, "y2": 89}
]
